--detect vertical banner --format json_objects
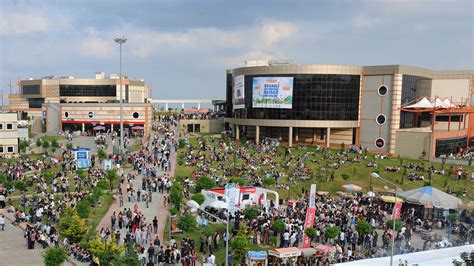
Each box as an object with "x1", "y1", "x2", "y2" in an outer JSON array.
[
  {"x1": 233, "y1": 75, "x2": 245, "y2": 109},
  {"x1": 225, "y1": 183, "x2": 240, "y2": 215},
  {"x1": 302, "y1": 184, "x2": 317, "y2": 248},
  {"x1": 392, "y1": 202, "x2": 402, "y2": 220}
]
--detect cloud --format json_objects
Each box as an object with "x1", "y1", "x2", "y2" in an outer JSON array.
[
  {"x1": 0, "y1": 11, "x2": 50, "y2": 36},
  {"x1": 79, "y1": 37, "x2": 115, "y2": 58},
  {"x1": 414, "y1": 23, "x2": 427, "y2": 32},
  {"x1": 352, "y1": 15, "x2": 381, "y2": 29}
]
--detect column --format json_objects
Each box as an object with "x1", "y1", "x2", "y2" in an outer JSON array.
[
  {"x1": 198, "y1": 102, "x2": 201, "y2": 110},
  {"x1": 295, "y1": 128, "x2": 299, "y2": 142},
  {"x1": 165, "y1": 102, "x2": 168, "y2": 110},
  {"x1": 235, "y1": 125, "x2": 240, "y2": 140},
  {"x1": 313, "y1": 128, "x2": 317, "y2": 144},
  {"x1": 326, "y1": 127, "x2": 331, "y2": 148},
  {"x1": 288, "y1": 126, "x2": 293, "y2": 147},
  {"x1": 82, "y1": 123, "x2": 85, "y2": 133},
  {"x1": 111, "y1": 123, "x2": 114, "y2": 132},
  {"x1": 181, "y1": 102, "x2": 185, "y2": 110},
  {"x1": 256, "y1": 126, "x2": 260, "y2": 144}
]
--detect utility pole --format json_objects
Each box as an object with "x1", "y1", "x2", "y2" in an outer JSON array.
[{"x1": 114, "y1": 36, "x2": 127, "y2": 154}]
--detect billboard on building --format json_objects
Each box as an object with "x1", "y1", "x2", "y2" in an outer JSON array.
[
  {"x1": 252, "y1": 77, "x2": 294, "y2": 108},
  {"x1": 233, "y1": 75, "x2": 245, "y2": 109}
]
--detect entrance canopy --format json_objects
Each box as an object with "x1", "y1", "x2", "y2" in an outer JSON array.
[
  {"x1": 399, "y1": 186, "x2": 462, "y2": 209},
  {"x1": 268, "y1": 247, "x2": 301, "y2": 258}
]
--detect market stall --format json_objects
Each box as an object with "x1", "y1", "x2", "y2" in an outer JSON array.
[
  {"x1": 298, "y1": 247, "x2": 317, "y2": 265},
  {"x1": 268, "y1": 247, "x2": 301, "y2": 266},
  {"x1": 245, "y1": 251, "x2": 268, "y2": 266}
]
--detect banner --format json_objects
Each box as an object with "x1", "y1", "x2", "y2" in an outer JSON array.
[
  {"x1": 252, "y1": 77, "x2": 294, "y2": 108},
  {"x1": 392, "y1": 202, "x2": 402, "y2": 220},
  {"x1": 225, "y1": 183, "x2": 240, "y2": 214},
  {"x1": 233, "y1": 75, "x2": 245, "y2": 109},
  {"x1": 302, "y1": 184, "x2": 317, "y2": 248},
  {"x1": 73, "y1": 148, "x2": 90, "y2": 169}
]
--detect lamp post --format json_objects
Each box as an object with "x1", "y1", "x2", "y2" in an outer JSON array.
[
  {"x1": 371, "y1": 172, "x2": 398, "y2": 266},
  {"x1": 114, "y1": 36, "x2": 127, "y2": 154},
  {"x1": 187, "y1": 200, "x2": 230, "y2": 266}
]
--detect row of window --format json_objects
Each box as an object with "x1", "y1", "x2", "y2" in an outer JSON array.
[
  {"x1": 0, "y1": 146, "x2": 15, "y2": 153},
  {"x1": 59, "y1": 85, "x2": 117, "y2": 97},
  {"x1": 0, "y1": 123, "x2": 14, "y2": 130},
  {"x1": 23, "y1": 84, "x2": 40, "y2": 95}
]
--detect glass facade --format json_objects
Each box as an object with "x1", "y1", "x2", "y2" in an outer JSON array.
[
  {"x1": 23, "y1": 84, "x2": 40, "y2": 95},
  {"x1": 28, "y1": 98, "x2": 44, "y2": 108},
  {"x1": 400, "y1": 75, "x2": 430, "y2": 128},
  {"x1": 435, "y1": 137, "x2": 467, "y2": 157},
  {"x1": 59, "y1": 85, "x2": 116, "y2": 97},
  {"x1": 230, "y1": 74, "x2": 360, "y2": 120}
]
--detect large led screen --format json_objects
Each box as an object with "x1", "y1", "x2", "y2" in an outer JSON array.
[
  {"x1": 233, "y1": 75, "x2": 245, "y2": 109},
  {"x1": 252, "y1": 77, "x2": 294, "y2": 109}
]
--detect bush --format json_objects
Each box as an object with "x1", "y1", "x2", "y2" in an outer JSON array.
[
  {"x1": 386, "y1": 219, "x2": 403, "y2": 232},
  {"x1": 170, "y1": 183, "x2": 184, "y2": 210},
  {"x1": 36, "y1": 138, "x2": 42, "y2": 148},
  {"x1": 341, "y1": 173, "x2": 350, "y2": 180},
  {"x1": 169, "y1": 207, "x2": 178, "y2": 216},
  {"x1": 43, "y1": 170, "x2": 54, "y2": 183},
  {"x1": 14, "y1": 181, "x2": 27, "y2": 192},
  {"x1": 51, "y1": 139, "x2": 59, "y2": 148},
  {"x1": 177, "y1": 213, "x2": 197, "y2": 232},
  {"x1": 243, "y1": 206, "x2": 257, "y2": 221},
  {"x1": 324, "y1": 226, "x2": 340, "y2": 240},
  {"x1": 263, "y1": 177, "x2": 276, "y2": 186},
  {"x1": 66, "y1": 142, "x2": 73, "y2": 150},
  {"x1": 178, "y1": 139, "x2": 186, "y2": 149},
  {"x1": 271, "y1": 219, "x2": 286, "y2": 233},
  {"x1": 305, "y1": 227, "x2": 317, "y2": 240},
  {"x1": 43, "y1": 247, "x2": 70, "y2": 266},
  {"x1": 19, "y1": 140, "x2": 29, "y2": 153},
  {"x1": 42, "y1": 141, "x2": 50, "y2": 149},
  {"x1": 97, "y1": 180, "x2": 109, "y2": 190},
  {"x1": 191, "y1": 193, "x2": 205, "y2": 205},
  {"x1": 177, "y1": 158, "x2": 185, "y2": 166},
  {"x1": 76, "y1": 199, "x2": 92, "y2": 218},
  {"x1": 233, "y1": 177, "x2": 248, "y2": 186},
  {"x1": 356, "y1": 220, "x2": 372, "y2": 236},
  {"x1": 195, "y1": 176, "x2": 216, "y2": 192}
]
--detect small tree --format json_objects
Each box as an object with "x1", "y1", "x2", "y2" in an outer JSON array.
[
  {"x1": 340, "y1": 142, "x2": 345, "y2": 152},
  {"x1": 386, "y1": 219, "x2": 403, "y2": 232},
  {"x1": 43, "y1": 247, "x2": 70, "y2": 266},
  {"x1": 88, "y1": 235, "x2": 124, "y2": 265},
  {"x1": 177, "y1": 212, "x2": 198, "y2": 232},
  {"x1": 304, "y1": 227, "x2": 317, "y2": 243},
  {"x1": 106, "y1": 169, "x2": 118, "y2": 192},
  {"x1": 97, "y1": 148, "x2": 107, "y2": 162},
  {"x1": 76, "y1": 199, "x2": 92, "y2": 218},
  {"x1": 231, "y1": 234, "x2": 250, "y2": 263},
  {"x1": 113, "y1": 241, "x2": 140, "y2": 266},
  {"x1": 191, "y1": 193, "x2": 205, "y2": 205},
  {"x1": 36, "y1": 138, "x2": 42, "y2": 148},
  {"x1": 428, "y1": 170, "x2": 432, "y2": 186},
  {"x1": 19, "y1": 140, "x2": 29, "y2": 153},
  {"x1": 401, "y1": 167, "x2": 407, "y2": 185},
  {"x1": 77, "y1": 168, "x2": 86, "y2": 179},
  {"x1": 324, "y1": 226, "x2": 340, "y2": 244},
  {"x1": 356, "y1": 220, "x2": 372, "y2": 239},
  {"x1": 243, "y1": 206, "x2": 257, "y2": 221},
  {"x1": 42, "y1": 140, "x2": 50, "y2": 150},
  {"x1": 170, "y1": 183, "x2": 184, "y2": 210},
  {"x1": 51, "y1": 139, "x2": 59, "y2": 148},
  {"x1": 341, "y1": 173, "x2": 350, "y2": 180},
  {"x1": 58, "y1": 207, "x2": 89, "y2": 243},
  {"x1": 66, "y1": 142, "x2": 73, "y2": 151},
  {"x1": 272, "y1": 219, "x2": 286, "y2": 246},
  {"x1": 263, "y1": 177, "x2": 276, "y2": 186},
  {"x1": 14, "y1": 181, "x2": 27, "y2": 192},
  {"x1": 195, "y1": 176, "x2": 216, "y2": 192}
]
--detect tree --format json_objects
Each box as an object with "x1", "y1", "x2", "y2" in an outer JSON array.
[
  {"x1": 42, "y1": 140, "x2": 50, "y2": 150},
  {"x1": 36, "y1": 138, "x2": 42, "y2": 148},
  {"x1": 178, "y1": 139, "x2": 186, "y2": 149},
  {"x1": 76, "y1": 199, "x2": 92, "y2": 218},
  {"x1": 43, "y1": 247, "x2": 70, "y2": 266},
  {"x1": 263, "y1": 177, "x2": 276, "y2": 186},
  {"x1": 243, "y1": 206, "x2": 257, "y2": 221},
  {"x1": 14, "y1": 181, "x2": 27, "y2": 192},
  {"x1": 170, "y1": 183, "x2": 184, "y2": 210},
  {"x1": 77, "y1": 168, "x2": 86, "y2": 179},
  {"x1": 231, "y1": 234, "x2": 250, "y2": 264},
  {"x1": 401, "y1": 167, "x2": 407, "y2": 185},
  {"x1": 233, "y1": 177, "x2": 248, "y2": 186},
  {"x1": 191, "y1": 193, "x2": 205, "y2": 205},
  {"x1": 386, "y1": 219, "x2": 403, "y2": 232},
  {"x1": 356, "y1": 220, "x2": 372, "y2": 238},
  {"x1": 66, "y1": 142, "x2": 73, "y2": 151},
  {"x1": 341, "y1": 173, "x2": 350, "y2": 180},
  {"x1": 271, "y1": 219, "x2": 286, "y2": 246},
  {"x1": 304, "y1": 227, "x2": 317, "y2": 243},
  {"x1": 88, "y1": 235, "x2": 124, "y2": 266},
  {"x1": 19, "y1": 140, "x2": 29, "y2": 153},
  {"x1": 113, "y1": 241, "x2": 140, "y2": 266},
  {"x1": 195, "y1": 176, "x2": 216, "y2": 192},
  {"x1": 324, "y1": 226, "x2": 340, "y2": 244},
  {"x1": 106, "y1": 169, "x2": 119, "y2": 192},
  {"x1": 58, "y1": 207, "x2": 89, "y2": 243},
  {"x1": 98, "y1": 148, "x2": 107, "y2": 162},
  {"x1": 177, "y1": 212, "x2": 197, "y2": 232},
  {"x1": 51, "y1": 139, "x2": 59, "y2": 148}
]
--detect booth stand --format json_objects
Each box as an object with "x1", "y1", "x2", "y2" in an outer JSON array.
[
  {"x1": 299, "y1": 247, "x2": 317, "y2": 265},
  {"x1": 268, "y1": 247, "x2": 301, "y2": 266},
  {"x1": 246, "y1": 251, "x2": 268, "y2": 266}
]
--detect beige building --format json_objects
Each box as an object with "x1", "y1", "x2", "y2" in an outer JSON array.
[
  {"x1": 9, "y1": 73, "x2": 154, "y2": 136},
  {"x1": 0, "y1": 113, "x2": 29, "y2": 154},
  {"x1": 225, "y1": 62, "x2": 474, "y2": 159}
]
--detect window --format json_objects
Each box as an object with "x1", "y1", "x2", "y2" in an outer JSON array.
[
  {"x1": 88, "y1": 112, "x2": 94, "y2": 118},
  {"x1": 59, "y1": 85, "x2": 117, "y2": 97},
  {"x1": 378, "y1": 85, "x2": 388, "y2": 96},
  {"x1": 242, "y1": 194, "x2": 250, "y2": 200},
  {"x1": 0, "y1": 124, "x2": 3, "y2": 130},
  {"x1": 375, "y1": 138, "x2": 385, "y2": 149},
  {"x1": 7, "y1": 146, "x2": 13, "y2": 153},
  {"x1": 23, "y1": 84, "x2": 40, "y2": 95},
  {"x1": 435, "y1": 115, "x2": 463, "y2": 122},
  {"x1": 6, "y1": 123, "x2": 12, "y2": 130},
  {"x1": 133, "y1": 112, "x2": 139, "y2": 119},
  {"x1": 376, "y1": 114, "x2": 386, "y2": 125},
  {"x1": 28, "y1": 98, "x2": 45, "y2": 108},
  {"x1": 0, "y1": 147, "x2": 3, "y2": 153},
  {"x1": 64, "y1": 112, "x2": 69, "y2": 118}
]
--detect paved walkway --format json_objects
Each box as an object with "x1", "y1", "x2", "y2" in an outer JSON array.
[{"x1": 96, "y1": 130, "x2": 177, "y2": 245}]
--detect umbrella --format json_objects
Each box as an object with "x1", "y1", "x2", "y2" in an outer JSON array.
[
  {"x1": 380, "y1": 195, "x2": 404, "y2": 203},
  {"x1": 399, "y1": 186, "x2": 462, "y2": 209},
  {"x1": 93, "y1": 125, "x2": 105, "y2": 131},
  {"x1": 315, "y1": 244, "x2": 335, "y2": 254},
  {"x1": 342, "y1": 184, "x2": 362, "y2": 192},
  {"x1": 186, "y1": 200, "x2": 200, "y2": 209},
  {"x1": 367, "y1": 191, "x2": 376, "y2": 197},
  {"x1": 209, "y1": 201, "x2": 227, "y2": 209}
]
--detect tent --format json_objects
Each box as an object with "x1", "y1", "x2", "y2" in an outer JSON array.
[
  {"x1": 398, "y1": 186, "x2": 462, "y2": 209},
  {"x1": 404, "y1": 97, "x2": 434, "y2": 109}
]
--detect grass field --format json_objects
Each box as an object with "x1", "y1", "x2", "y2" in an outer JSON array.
[{"x1": 176, "y1": 134, "x2": 474, "y2": 202}]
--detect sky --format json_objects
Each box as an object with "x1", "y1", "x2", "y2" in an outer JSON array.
[{"x1": 0, "y1": 0, "x2": 472, "y2": 100}]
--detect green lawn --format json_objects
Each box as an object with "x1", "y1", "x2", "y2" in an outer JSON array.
[{"x1": 39, "y1": 135, "x2": 67, "y2": 142}]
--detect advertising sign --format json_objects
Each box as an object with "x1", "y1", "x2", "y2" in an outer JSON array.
[
  {"x1": 170, "y1": 216, "x2": 183, "y2": 235},
  {"x1": 225, "y1": 183, "x2": 240, "y2": 214},
  {"x1": 103, "y1": 159, "x2": 112, "y2": 171},
  {"x1": 233, "y1": 75, "x2": 245, "y2": 109},
  {"x1": 392, "y1": 202, "x2": 402, "y2": 220},
  {"x1": 73, "y1": 148, "x2": 90, "y2": 169},
  {"x1": 246, "y1": 251, "x2": 268, "y2": 260},
  {"x1": 252, "y1": 77, "x2": 294, "y2": 108},
  {"x1": 302, "y1": 184, "x2": 317, "y2": 248}
]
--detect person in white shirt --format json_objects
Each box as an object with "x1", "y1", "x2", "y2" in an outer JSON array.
[
  {"x1": 207, "y1": 253, "x2": 216, "y2": 265},
  {"x1": 0, "y1": 215, "x2": 5, "y2": 231}
]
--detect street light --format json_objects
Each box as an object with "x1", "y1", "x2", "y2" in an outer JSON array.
[
  {"x1": 371, "y1": 172, "x2": 398, "y2": 266},
  {"x1": 187, "y1": 200, "x2": 230, "y2": 266},
  {"x1": 114, "y1": 36, "x2": 127, "y2": 154}
]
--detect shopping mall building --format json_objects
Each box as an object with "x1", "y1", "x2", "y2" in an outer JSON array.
[
  {"x1": 9, "y1": 72, "x2": 153, "y2": 136},
  {"x1": 225, "y1": 61, "x2": 474, "y2": 159}
]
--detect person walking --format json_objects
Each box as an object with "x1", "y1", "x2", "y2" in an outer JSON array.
[{"x1": 0, "y1": 215, "x2": 5, "y2": 231}]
